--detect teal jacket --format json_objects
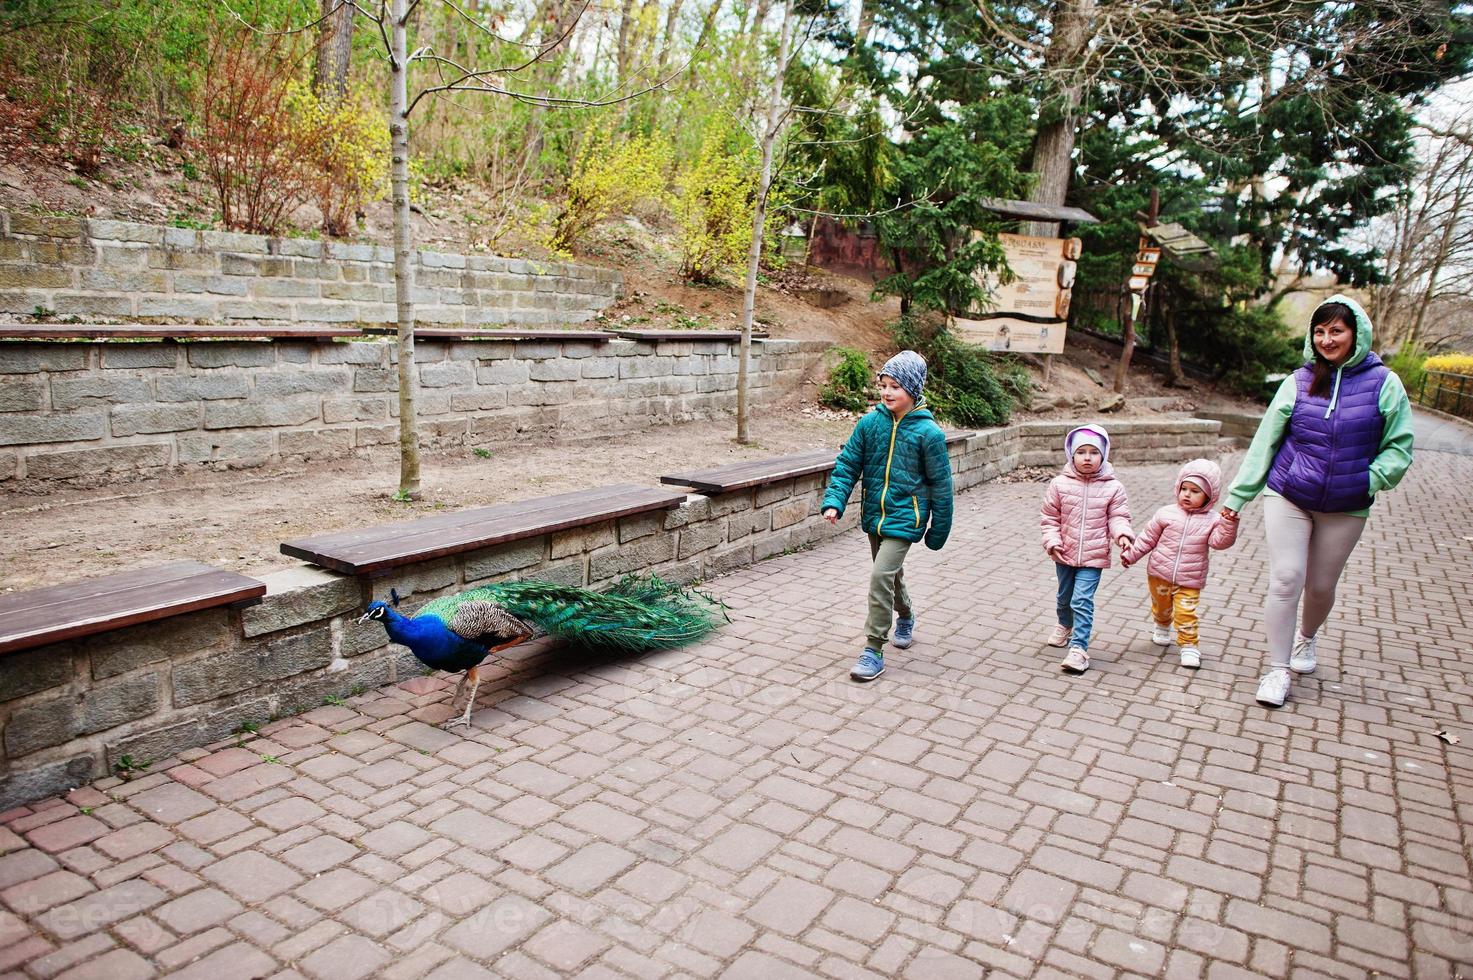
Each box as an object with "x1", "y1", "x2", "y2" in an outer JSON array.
[{"x1": 822, "y1": 405, "x2": 955, "y2": 549}]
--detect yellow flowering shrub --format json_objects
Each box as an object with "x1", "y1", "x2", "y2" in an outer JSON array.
[
  {"x1": 676, "y1": 123, "x2": 784, "y2": 284},
  {"x1": 286, "y1": 83, "x2": 390, "y2": 237},
  {"x1": 1424, "y1": 353, "x2": 1473, "y2": 377},
  {"x1": 547, "y1": 132, "x2": 672, "y2": 254}
]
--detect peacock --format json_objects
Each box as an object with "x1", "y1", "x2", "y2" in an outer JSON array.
[{"x1": 358, "y1": 575, "x2": 726, "y2": 729}]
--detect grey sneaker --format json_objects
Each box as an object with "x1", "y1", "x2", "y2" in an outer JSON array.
[
  {"x1": 1290, "y1": 632, "x2": 1318, "y2": 674},
  {"x1": 1256, "y1": 668, "x2": 1291, "y2": 707},
  {"x1": 850, "y1": 648, "x2": 885, "y2": 681},
  {"x1": 893, "y1": 617, "x2": 915, "y2": 649},
  {"x1": 1151, "y1": 623, "x2": 1173, "y2": 646},
  {"x1": 1179, "y1": 646, "x2": 1201, "y2": 669},
  {"x1": 1060, "y1": 646, "x2": 1090, "y2": 673}
]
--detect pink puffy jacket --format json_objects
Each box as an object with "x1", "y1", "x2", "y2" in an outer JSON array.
[
  {"x1": 1121, "y1": 459, "x2": 1238, "y2": 589},
  {"x1": 1040, "y1": 454, "x2": 1134, "y2": 569}
]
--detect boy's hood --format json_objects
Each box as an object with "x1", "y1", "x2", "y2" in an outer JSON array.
[
  {"x1": 1176, "y1": 458, "x2": 1222, "y2": 511},
  {"x1": 1304, "y1": 294, "x2": 1374, "y2": 369},
  {"x1": 1064, "y1": 423, "x2": 1111, "y2": 464}
]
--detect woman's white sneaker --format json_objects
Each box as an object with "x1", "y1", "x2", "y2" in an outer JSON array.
[
  {"x1": 1179, "y1": 646, "x2": 1201, "y2": 669},
  {"x1": 1150, "y1": 623, "x2": 1173, "y2": 646},
  {"x1": 1290, "y1": 632, "x2": 1318, "y2": 674},
  {"x1": 1256, "y1": 668, "x2": 1291, "y2": 707}
]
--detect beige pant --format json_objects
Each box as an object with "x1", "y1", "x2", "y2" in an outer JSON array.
[
  {"x1": 866, "y1": 534, "x2": 912, "y2": 650},
  {"x1": 1263, "y1": 495, "x2": 1366, "y2": 669}
]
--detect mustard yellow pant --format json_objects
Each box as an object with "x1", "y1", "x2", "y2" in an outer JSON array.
[{"x1": 1149, "y1": 575, "x2": 1201, "y2": 646}]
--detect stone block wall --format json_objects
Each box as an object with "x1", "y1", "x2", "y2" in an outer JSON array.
[
  {"x1": 0, "y1": 336, "x2": 827, "y2": 484},
  {"x1": 0, "y1": 417, "x2": 1220, "y2": 808},
  {"x1": 0, "y1": 212, "x2": 620, "y2": 325}
]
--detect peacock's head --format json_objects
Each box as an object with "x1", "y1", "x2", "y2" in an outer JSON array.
[{"x1": 358, "y1": 601, "x2": 392, "y2": 625}]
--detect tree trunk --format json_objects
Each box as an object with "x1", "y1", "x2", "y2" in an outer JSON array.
[
  {"x1": 737, "y1": 0, "x2": 793, "y2": 444},
  {"x1": 314, "y1": 0, "x2": 354, "y2": 100},
  {"x1": 615, "y1": 0, "x2": 637, "y2": 83},
  {"x1": 390, "y1": 0, "x2": 421, "y2": 498},
  {"x1": 1020, "y1": 0, "x2": 1095, "y2": 238}
]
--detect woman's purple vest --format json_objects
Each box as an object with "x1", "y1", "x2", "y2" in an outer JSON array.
[{"x1": 1267, "y1": 353, "x2": 1388, "y2": 513}]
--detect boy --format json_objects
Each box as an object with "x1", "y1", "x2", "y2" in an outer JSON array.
[{"x1": 822, "y1": 351, "x2": 954, "y2": 681}]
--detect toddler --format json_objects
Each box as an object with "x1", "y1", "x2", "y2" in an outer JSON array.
[
  {"x1": 1121, "y1": 459, "x2": 1239, "y2": 668},
  {"x1": 1040, "y1": 424, "x2": 1133, "y2": 674}
]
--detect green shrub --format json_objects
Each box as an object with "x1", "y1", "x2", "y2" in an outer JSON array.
[
  {"x1": 820, "y1": 347, "x2": 874, "y2": 412},
  {"x1": 1386, "y1": 343, "x2": 1428, "y2": 398},
  {"x1": 890, "y1": 317, "x2": 1016, "y2": 427}
]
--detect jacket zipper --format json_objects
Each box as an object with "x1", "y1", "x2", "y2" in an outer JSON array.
[
  {"x1": 1076, "y1": 477, "x2": 1090, "y2": 565},
  {"x1": 1170, "y1": 513, "x2": 1190, "y2": 583},
  {"x1": 912, "y1": 498, "x2": 921, "y2": 528},
  {"x1": 880, "y1": 415, "x2": 900, "y2": 529}
]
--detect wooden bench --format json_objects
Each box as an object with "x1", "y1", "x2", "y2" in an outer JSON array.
[
  {"x1": 0, "y1": 323, "x2": 361, "y2": 340},
  {"x1": 360, "y1": 327, "x2": 616, "y2": 341},
  {"x1": 613, "y1": 329, "x2": 768, "y2": 342},
  {"x1": 0, "y1": 561, "x2": 266, "y2": 656},
  {"x1": 281, "y1": 484, "x2": 691, "y2": 576},
  {"x1": 660, "y1": 430, "x2": 976, "y2": 494}
]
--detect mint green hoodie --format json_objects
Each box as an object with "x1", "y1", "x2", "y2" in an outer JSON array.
[{"x1": 1222, "y1": 295, "x2": 1414, "y2": 516}]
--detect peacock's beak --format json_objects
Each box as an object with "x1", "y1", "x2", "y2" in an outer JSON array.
[{"x1": 357, "y1": 610, "x2": 374, "y2": 624}]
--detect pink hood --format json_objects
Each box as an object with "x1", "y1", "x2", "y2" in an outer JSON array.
[{"x1": 1122, "y1": 458, "x2": 1237, "y2": 588}]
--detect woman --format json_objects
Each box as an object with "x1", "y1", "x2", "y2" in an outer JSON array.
[{"x1": 1220, "y1": 295, "x2": 1414, "y2": 707}]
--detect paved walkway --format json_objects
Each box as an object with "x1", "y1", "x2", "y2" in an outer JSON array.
[{"x1": 2, "y1": 444, "x2": 1471, "y2": 979}]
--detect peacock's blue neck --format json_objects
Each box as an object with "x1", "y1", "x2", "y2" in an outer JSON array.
[{"x1": 378, "y1": 608, "x2": 485, "y2": 671}]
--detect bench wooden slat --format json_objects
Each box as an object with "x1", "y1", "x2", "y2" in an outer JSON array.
[
  {"x1": 280, "y1": 485, "x2": 689, "y2": 575},
  {"x1": 0, "y1": 561, "x2": 266, "y2": 656},
  {"x1": 613, "y1": 329, "x2": 768, "y2": 342},
  {"x1": 361, "y1": 327, "x2": 616, "y2": 341},
  {"x1": 0, "y1": 324, "x2": 361, "y2": 340},
  {"x1": 660, "y1": 430, "x2": 976, "y2": 495},
  {"x1": 661, "y1": 449, "x2": 840, "y2": 494}
]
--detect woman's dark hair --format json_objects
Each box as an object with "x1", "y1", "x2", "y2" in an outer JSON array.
[{"x1": 1308, "y1": 302, "x2": 1355, "y2": 399}]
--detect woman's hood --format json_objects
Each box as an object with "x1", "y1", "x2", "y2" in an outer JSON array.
[{"x1": 1304, "y1": 294, "x2": 1374, "y2": 369}]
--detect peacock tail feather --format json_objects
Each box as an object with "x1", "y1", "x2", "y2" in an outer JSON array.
[{"x1": 414, "y1": 574, "x2": 727, "y2": 653}]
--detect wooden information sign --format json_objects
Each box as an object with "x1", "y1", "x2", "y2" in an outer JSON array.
[{"x1": 959, "y1": 233, "x2": 1081, "y2": 353}]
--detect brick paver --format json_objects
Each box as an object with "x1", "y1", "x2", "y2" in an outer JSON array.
[{"x1": 2, "y1": 438, "x2": 1472, "y2": 977}]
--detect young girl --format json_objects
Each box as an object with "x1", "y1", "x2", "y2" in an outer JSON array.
[
  {"x1": 1039, "y1": 425, "x2": 1133, "y2": 674},
  {"x1": 822, "y1": 351, "x2": 954, "y2": 682},
  {"x1": 1120, "y1": 459, "x2": 1239, "y2": 669}
]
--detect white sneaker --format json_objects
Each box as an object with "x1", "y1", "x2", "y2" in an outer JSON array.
[
  {"x1": 1256, "y1": 668, "x2": 1291, "y2": 707},
  {"x1": 1179, "y1": 646, "x2": 1201, "y2": 669},
  {"x1": 1046, "y1": 624, "x2": 1071, "y2": 648},
  {"x1": 1290, "y1": 632, "x2": 1318, "y2": 674},
  {"x1": 1060, "y1": 646, "x2": 1090, "y2": 673},
  {"x1": 1150, "y1": 623, "x2": 1173, "y2": 646}
]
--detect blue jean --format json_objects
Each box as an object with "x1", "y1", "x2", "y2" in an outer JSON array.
[{"x1": 1055, "y1": 564, "x2": 1102, "y2": 651}]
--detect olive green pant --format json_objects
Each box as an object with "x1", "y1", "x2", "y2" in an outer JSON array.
[{"x1": 866, "y1": 533, "x2": 913, "y2": 650}]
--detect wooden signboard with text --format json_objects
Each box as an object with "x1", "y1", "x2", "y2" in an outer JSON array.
[
  {"x1": 964, "y1": 233, "x2": 1080, "y2": 353},
  {"x1": 951, "y1": 315, "x2": 1067, "y2": 354}
]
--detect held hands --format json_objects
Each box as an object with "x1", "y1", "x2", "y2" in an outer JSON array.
[
  {"x1": 1219, "y1": 507, "x2": 1239, "y2": 523},
  {"x1": 1115, "y1": 534, "x2": 1133, "y2": 550},
  {"x1": 822, "y1": 507, "x2": 839, "y2": 525}
]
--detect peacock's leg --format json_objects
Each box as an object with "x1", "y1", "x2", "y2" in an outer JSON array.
[
  {"x1": 448, "y1": 670, "x2": 470, "y2": 712},
  {"x1": 443, "y1": 666, "x2": 480, "y2": 731}
]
